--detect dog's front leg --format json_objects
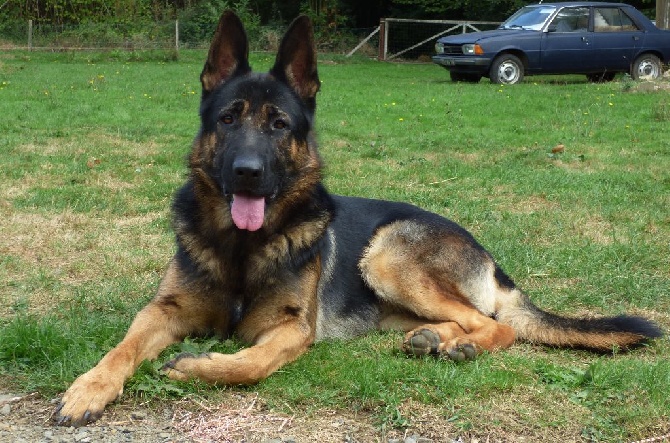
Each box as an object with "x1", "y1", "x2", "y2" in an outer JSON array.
[
  {"x1": 162, "y1": 310, "x2": 315, "y2": 385},
  {"x1": 53, "y1": 303, "x2": 179, "y2": 426},
  {"x1": 54, "y1": 261, "x2": 215, "y2": 427},
  {"x1": 163, "y1": 266, "x2": 319, "y2": 385}
]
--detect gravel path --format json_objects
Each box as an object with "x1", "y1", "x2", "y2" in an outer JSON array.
[
  {"x1": 0, "y1": 392, "x2": 444, "y2": 443},
  {"x1": 0, "y1": 393, "x2": 191, "y2": 443}
]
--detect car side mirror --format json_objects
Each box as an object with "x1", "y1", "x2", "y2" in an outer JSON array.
[{"x1": 546, "y1": 24, "x2": 557, "y2": 32}]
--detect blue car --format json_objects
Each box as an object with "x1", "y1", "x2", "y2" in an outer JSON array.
[{"x1": 432, "y1": 2, "x2": 670, "y2": 84}]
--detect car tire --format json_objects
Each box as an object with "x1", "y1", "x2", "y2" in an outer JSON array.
[
  {"x1": 631, "y1": 54, "x2": 662, "y2": 80},
  {"x1": 586, "y1": 72, "x2": 616, "y2": 83},
  {"x1": 489, "y1": 54, "x2": 524, "y2": 85},
  {"x1": 450, "y1": 72, "x2": 482, "y2": 83}
]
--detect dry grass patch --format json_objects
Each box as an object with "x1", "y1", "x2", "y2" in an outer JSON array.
[
  {"x1": 489, "y1": 185, "x2": 561, "y2": 216},
  {"x1": 172, "y1": 393, "x2": 383, "y2": 443},
  {"x1": 172, "y1": 389, "x2": 590, "y2": 442},
  {"x1": 0, "y1": 207, "x2": 170, "y2": 318},
  {"x1": 571, "y1": 213, "x2": 625, "y2": 245},
  {"x1": 16, "y1": 133, "x2": 164, "y2": 160},
  {"x1": 449, "y1": 151, "x2": 481, "y2": 165}
]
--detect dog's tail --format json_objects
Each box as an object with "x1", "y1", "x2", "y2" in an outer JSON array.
[{"x1": 495, "y1": 285, "x2": 663, "y2": 351}]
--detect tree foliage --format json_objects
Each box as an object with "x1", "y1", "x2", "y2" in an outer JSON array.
[
  {"x1": 390, "y1": 0, "x2": 527, "y2": 20},
  {"x1": 179, "y1": 0, "x2": 261, "y2": 44},
  {"x1": 0, "y1": 0, "x2": 659, "y2": 27},
  {"x1": 2, "y1": 0, "x2": 177, "y2": 24}
]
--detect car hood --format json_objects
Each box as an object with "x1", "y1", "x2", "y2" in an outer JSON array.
[{"x1": 436, "y1": 29, "x2": 536, "y2": 45}]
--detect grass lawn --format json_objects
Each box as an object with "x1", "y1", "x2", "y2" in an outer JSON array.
[{"x1": 0, "y1": 49, "x2": 668, "y2": 441}]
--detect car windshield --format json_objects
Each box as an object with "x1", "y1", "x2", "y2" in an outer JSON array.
[{"x1": 500, "y1": 5, "x2": 557, "y2": 30}]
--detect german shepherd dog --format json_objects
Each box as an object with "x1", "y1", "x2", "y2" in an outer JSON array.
[{"x1": 54, "y1": 11, "x2": 662, "y2": 427}]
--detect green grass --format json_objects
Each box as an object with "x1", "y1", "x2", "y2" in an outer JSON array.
[{"x1": 0, "y1": 50, "x2": 669, "y2": 441}]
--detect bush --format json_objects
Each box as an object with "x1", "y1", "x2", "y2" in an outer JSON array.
[
  {"x1": 0, "y1": 19, "x2": 29, "y2": 44},
  {"x1": 178, "y1": 0, "x2": 261, "y2": 48}
]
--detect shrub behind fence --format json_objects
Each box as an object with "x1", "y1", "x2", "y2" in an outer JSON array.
[{"x1": 0, "y1": 19, "x2": 380, "y2": 55}]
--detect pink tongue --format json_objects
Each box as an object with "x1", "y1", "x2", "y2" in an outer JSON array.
[{"x1": 231, "y1": 194, "x2": 265, "y2": 231}]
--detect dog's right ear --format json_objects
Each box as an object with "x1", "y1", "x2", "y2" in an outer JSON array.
[{"x1": 200, "y1": 11, "x2": 251, "y2": 96}]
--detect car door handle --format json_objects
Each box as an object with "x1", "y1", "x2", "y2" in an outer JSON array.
[
  {"x1": 581, "y1": 36, "x2": 590, "y2": 44},
  {"x1": 633, "y1": 36, "x2": 640, "y2": 41}
]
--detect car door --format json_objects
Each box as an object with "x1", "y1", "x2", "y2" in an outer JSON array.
[
  {"x1": 540, "y1": 7, "x2": 595, "y2": 73},
  {"x1": 590, "y1": 6, "x2": 644, "y2": 71}
]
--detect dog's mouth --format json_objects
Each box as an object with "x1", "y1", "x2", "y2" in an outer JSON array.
[{"x1": 230, "y1": 193, "x2": 266, "y2": 232}]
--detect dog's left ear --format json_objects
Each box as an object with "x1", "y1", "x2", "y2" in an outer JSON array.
[{"x1": 270, "y1": 16, "x2": 320, "y2": 111}]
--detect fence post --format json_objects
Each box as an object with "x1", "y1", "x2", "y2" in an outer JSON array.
[
  {"x1": 658, "y1": 0, "x2": 669, "y2": 30},
  {"x1": 28, "y1": 20, "x2": 33, "y2": 50},
  {"x1": 378, "y1": 18, "x2": 387, "y2": 61},
  {"x1": 175, "y1": 19, "x2": 179, "y2": 53}
]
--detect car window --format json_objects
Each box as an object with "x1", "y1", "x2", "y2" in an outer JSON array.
[
  {"x1": 594, "y1": 8, "x2": 640, "y2": 32},
  {"x1": 549, "y1": 7, "x2": 590, "y2": 32},
  {"x1": 501, "y1": 6, "x2": 556, "y2": 30}
]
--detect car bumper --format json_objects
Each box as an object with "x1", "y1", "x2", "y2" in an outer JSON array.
[{"x1": 432, "y1": 55, "x2": 491, "y2": 71}]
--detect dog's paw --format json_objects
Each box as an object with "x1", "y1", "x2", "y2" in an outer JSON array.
[
  {"x1": 402, "y1": 328, "x2": 441, "y2": 356},
  {"x1": 439, "y1": 338, "x2": 480, "y2": 362},
  {"x1": 440, "y1": 340, "x2": 478, "y2": 362},
  {"x1": 53, "y1": 402, "x2": 104, "y2": 428},
  {"x1": 161, "y1": 352, "x2": 207, "y2": 381},
  {"x1": 52, "y1": 370, "x2": 123, "y2": 427},
  {"x1": 402, "y1": 329, "x2": 479, "y2": 362}
]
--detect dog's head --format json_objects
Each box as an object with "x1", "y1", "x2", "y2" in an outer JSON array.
[{"x1": 190, "y1": 11, "x2": 322, "y2": 233}]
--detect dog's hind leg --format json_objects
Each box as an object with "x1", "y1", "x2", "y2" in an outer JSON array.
[{"x1": 361, "y1": 220, "x2": 516, "y2": 360}]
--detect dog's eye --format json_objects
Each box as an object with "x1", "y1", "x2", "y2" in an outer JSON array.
[
  {"x1": 273, "y1": 119, "x2": 287, "y2": 130},
  {"x1": 220, "y1": 114, "x2": 234, "y2": 125}
]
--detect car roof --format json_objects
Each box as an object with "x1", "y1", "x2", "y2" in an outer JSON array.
[{"x1": 525, "y1": 1, "x2": 634, "y2": 7}]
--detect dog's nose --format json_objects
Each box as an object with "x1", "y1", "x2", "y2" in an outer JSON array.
[{"x1": 232, "y1": 156, "x2": 264, "y2": 185}]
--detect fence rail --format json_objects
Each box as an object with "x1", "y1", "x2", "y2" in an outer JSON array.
[
  {"x1": 377, "y1": 18, "x2": 502, "y2": 61},
  {"x1": 0, "y1": 19, "x2": 379, "y2": 55},
  {"x1": 2, "y1": 19, "x2": 187, "y2": 51}
]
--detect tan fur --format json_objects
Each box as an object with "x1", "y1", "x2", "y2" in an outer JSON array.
[
  {"x1": 360, "y1": 220, "x2": 516, "y2": 353},
  {"x1": 189, "y1": 132, "x2": 217, "y2": 169}
]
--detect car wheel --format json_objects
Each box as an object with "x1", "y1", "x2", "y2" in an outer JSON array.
[
  {"x1": 586, "y1": 72, "x2": 616, "y2": 83},
  {"x1": 631, "y1": 54, "x2": 662, "y2": 80},
  {"x1": 450, "y1": 72, "x2": 482, "y2": 83},
  {"x1": 489, "y1": 54, "x2": 524, "y2": 85}
]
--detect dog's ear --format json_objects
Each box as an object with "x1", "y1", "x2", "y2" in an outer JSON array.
[
  {"x1": 270, "y1": 16, "x2": 320, "y2": 111},
  {"x1": 200, "y1": 10, "x2": 251, "y2": 95}
]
